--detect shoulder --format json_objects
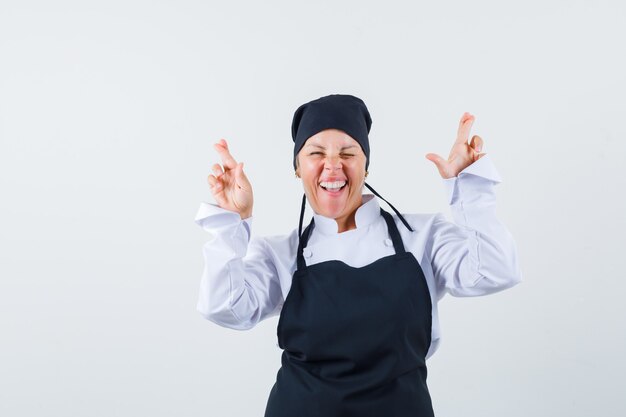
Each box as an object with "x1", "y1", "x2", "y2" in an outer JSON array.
[
  {"x1": 262, "y1": 227, "x2": 299, "y2": 251},
  {"x1": 386, "y1": 211, "x2": 449, "y2": 257},
  {"x1": 388, "y1": 211, "x2": 444, "y2": 234},
  {"x1": 252, "y1": 227, "x2": 300, "y2": 270}
]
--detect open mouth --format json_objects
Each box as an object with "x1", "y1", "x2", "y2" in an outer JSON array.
[{"x1": 319, "y1": 180, "x2": 347, "y2": 194}]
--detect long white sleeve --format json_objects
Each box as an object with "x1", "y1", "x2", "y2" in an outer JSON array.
[
  {"x1": 194, "y1": 203, "x2": 283, "y2": 330},
  {"x1": 429, "y1": 154, "x2": 523, "y2": 297}
]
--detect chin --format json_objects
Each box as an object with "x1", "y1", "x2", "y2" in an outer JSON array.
[
  {"x1": 320, "y1": 208, "x2": 343, "y2": 219},
  {"x1": 316, "y1": 197, "x2": 350, "y2": 218}
]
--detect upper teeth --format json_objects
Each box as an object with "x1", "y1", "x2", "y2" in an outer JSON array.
[{"x1": 320, "y1": 181, "x2": 346, "y2": 189}]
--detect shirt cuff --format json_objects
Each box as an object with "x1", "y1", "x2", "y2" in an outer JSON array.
[
  {"x1": 442, "y1": 153, "x2": 502, "y2": 205},
  {"x1": 194, "y1": 202, "x2": 253, "y2": 239}
]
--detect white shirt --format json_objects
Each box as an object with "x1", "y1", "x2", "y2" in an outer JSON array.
[{"x1": 194, "y1": 153, "x2": 523, "y2": 359}]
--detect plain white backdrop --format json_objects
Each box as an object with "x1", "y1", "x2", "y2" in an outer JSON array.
[{"x1": 1, "y1": 1, "x2": 624, "y2": 416}]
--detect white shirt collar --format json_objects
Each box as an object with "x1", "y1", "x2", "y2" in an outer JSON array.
[{"x1": 311, "y1": 194, "x2": 380, "y2": 235}]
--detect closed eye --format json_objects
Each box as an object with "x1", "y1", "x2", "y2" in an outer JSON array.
[{"x1": 308, "y1": 152, "x2": 355, "y2": 157}]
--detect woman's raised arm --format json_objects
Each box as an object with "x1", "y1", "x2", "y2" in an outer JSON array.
[{"x1": 196, "y1": 139, "x2": 282, "y2": 330}]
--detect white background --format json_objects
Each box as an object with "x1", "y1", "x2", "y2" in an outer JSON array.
[{"x1": 1, "y1": 1, "x2": 625, "y2": 416}]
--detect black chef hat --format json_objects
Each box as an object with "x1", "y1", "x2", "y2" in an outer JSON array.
[{"x1": 291, "y1": 94, "x2": 372, "y2": 171}]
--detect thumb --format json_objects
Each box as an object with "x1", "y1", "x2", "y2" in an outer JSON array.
[
  {"x1": 425, "y1": 153, "x2": 448, "y2": 177},
  {"x1": 235, "y1": 162, "x2": 251, "y2": 191}
]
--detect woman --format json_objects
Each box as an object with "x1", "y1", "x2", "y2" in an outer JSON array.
[{"x1": 195, "y1": 94, "x2": 522, "y2": 416}]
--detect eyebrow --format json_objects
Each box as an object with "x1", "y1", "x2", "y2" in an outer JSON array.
[{"x1": 305, "y1": 144, "x2": 357, "y2": 150}]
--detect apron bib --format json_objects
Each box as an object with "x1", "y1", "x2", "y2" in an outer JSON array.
[{"x1": 264, "y1": 192, "x2": 434, "y2": 417}]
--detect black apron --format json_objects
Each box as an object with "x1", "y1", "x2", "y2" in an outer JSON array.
[{"x1": 264, "y1": 186, "x2": 435, "y2": 417}]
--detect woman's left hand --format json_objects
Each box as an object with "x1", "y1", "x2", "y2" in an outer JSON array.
[{"x1": 425, "y1": 112, "x2": 486, "y2": 179}]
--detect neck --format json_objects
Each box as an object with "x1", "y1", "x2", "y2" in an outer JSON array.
[
  {"x1": 334, "y1": 195, "x2": 363, "y2": 233},
  {"x1": 335, "y1": 212, "x2": 356, "y2": 233}
]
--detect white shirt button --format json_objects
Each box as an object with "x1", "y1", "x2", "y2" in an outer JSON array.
[
  {"x1": 384, "y1": 238, "x2": 393, "y2": 247},
  {"x1": 303, "y1": 248, "x2": 313, "y2": 258}
]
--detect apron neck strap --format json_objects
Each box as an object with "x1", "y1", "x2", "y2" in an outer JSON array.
[
  {"x1": 364, "y1": 182, "x2": 414, "y2": 232},
  {"x1": 297, "y1": 193, "x2": 315, "y2": 270},
  {"x1": 298, "y1": 192, "x2": 307, "y2": 240},
  {"x1": 379, "y1": 207, "x2": 407, "y2": 255}
]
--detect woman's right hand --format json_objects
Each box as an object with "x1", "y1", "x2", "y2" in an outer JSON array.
[{"x1": 207, "y1": 138, "x2": 254, "y2": 219}]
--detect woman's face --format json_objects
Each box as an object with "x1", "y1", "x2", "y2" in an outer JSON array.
[{"x1": 296, "y1": 129, "x2": 367, "y2": 227}]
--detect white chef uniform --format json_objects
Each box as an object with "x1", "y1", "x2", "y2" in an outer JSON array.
[{"x1": 194, "y1": 153, "x2": 523, "y2": 359}]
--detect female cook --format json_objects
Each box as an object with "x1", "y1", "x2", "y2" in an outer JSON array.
[{"x1": 194, "y1": 94, "x2": 522, "y2": 417}]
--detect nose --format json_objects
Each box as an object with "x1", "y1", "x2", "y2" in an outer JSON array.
[{"x1": 324, "y1": 155, "x2": 342, "y2": 171}]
